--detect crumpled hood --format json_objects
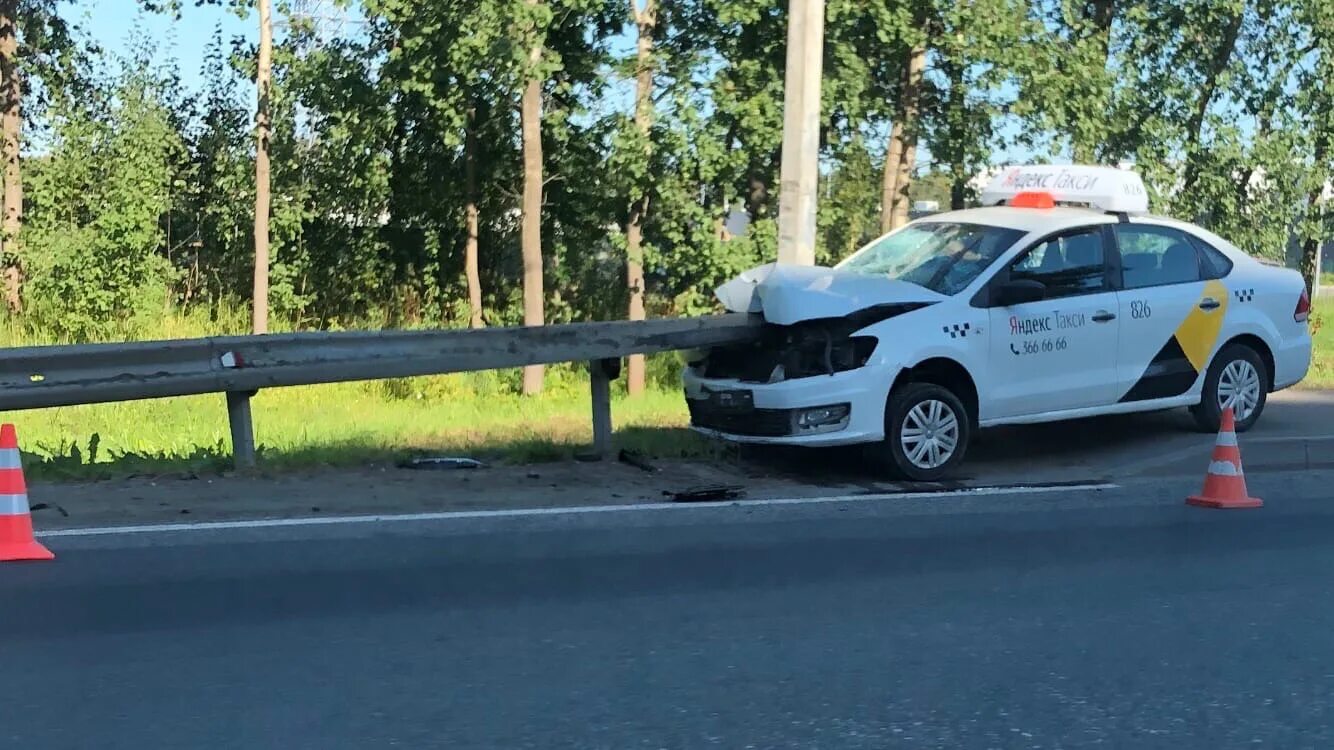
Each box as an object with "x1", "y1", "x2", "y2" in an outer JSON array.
[{"x1": 715, "y1": 263, "x2": 945, "y2": 325}]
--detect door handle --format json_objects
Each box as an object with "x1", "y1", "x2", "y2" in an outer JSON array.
[
  {"x1": 1199, "y1": 297, "x2": 1221, "y2": 311},
  {"x1": 1091, "y1": 311, "x2": 1116, "y2": 323}
]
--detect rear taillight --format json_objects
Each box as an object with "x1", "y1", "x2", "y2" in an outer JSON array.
[{"x1": 1295, "y1": 287, "x2": 1311, "y2": 323}]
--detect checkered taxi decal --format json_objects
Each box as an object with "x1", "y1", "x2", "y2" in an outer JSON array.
[{"x1": 943, "y1": 323, "x2": 972, "y2": 339}]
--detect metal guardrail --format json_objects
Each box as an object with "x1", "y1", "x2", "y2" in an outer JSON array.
[{"x1": 0, "y1": 314, "x2": 764, "y2": 467}]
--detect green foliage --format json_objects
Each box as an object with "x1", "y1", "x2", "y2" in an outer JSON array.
[
  {"x1": 23, "y1": 35, "x2": 186, "y2": 337},
  {"x1": 6, "y1": 0, "x2": 1334, "y2": 347},
  {"x1": 817, "y1": 137, "x2": 880, "y2": 264}
]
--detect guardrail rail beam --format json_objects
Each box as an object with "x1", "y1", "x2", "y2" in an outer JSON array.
[{"x1": 0, "y1": 314, "x2": 764, "y2": 469}]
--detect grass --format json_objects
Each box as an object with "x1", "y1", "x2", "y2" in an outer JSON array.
[
  {"x1": 14, "y1": 372, "x2": 713, "y2": 481},
  {"x1": 1309, "y1": 298, "x2": 1333, "y2": 389}
]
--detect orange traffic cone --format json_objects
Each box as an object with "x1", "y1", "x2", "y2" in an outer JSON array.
[
  {"x1": 0, "y1": 424, "x2": 54, "y2": 561},
  {"x1": 1187, "y1": 407, "x2": 1262, "y2": 509}
]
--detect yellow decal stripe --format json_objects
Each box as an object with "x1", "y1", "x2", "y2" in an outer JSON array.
[{"x1": 1173, "y1": 279, "x2": 1228, "y2": 372}]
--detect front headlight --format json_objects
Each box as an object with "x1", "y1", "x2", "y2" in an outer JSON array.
[{"x1": 785, "y1": 335, "x2": 878, "y2": 378}]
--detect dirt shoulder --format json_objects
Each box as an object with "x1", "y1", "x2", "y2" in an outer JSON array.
[{"x1": 27, "y1": 456, "x2": 875, "y2": 530}]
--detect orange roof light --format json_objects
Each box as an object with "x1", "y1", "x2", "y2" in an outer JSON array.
[{"x1": 1010, "y1": 190, "x2": 1056, "y2": 209}]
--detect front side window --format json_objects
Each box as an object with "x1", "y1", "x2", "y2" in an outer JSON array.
[
  {"x1": 838, "y1": 222, "x2": 1026, "y2": 296},
  {"x1": 1115, "y1": 224, "x2": 1203, "y2": 289},
  {"x1": 1008, "y1": 228, "x2": 1109, "y2": 298}
]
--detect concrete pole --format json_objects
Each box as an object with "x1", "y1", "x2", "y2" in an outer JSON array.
[{"x1": 776, "y1": 0, "x2": 824, "y2": 266}]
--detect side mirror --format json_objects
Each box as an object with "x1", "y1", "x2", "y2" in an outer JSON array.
[{"x1": 994, "y1": 279, "x2": 1046, "y2": 306}]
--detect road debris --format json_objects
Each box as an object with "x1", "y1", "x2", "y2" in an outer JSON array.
[
  {"x1": 618, "y1": 449, "x2": 657, "y2": 473},
  {"x1": 397, "y1": 457, "x2": 484, "y2": 471},
  {"x1": 666, "y1": 485, "x2": 746, "y2": 503}
]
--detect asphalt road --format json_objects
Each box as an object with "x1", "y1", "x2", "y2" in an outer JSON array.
[{"x1": 6, "y1": 473, "x2": 1334, "y2": 749}]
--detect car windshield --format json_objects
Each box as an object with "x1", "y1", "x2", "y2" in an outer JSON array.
[{"x1": 837, "y1": 222, "x2": 1025, "y2": 295}]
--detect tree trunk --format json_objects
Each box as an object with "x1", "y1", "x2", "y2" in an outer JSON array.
[
  {"x1": 889, "y1": 45, "x2": 925, "y2": 229},
  {"x1": 625, "y1": 0, "x2": 655, "y2": 397},
  {"x1": 0, "y1": 2, "x2": 20, "y2": 313},
  {"x1": 880, "y1": 119, "x2": 903, "y2": 235},
  {"x1": 882, "y1": 44, "x2": 926, "y2": 233},
  {"x1": 1300, "y1": 227, "x2": 1321, "y2": 299},
  {"x1": 950, "y1": 175, "x2": 967, "y2": 212},
  {"x1": 1300, "y1": 132, "x2": 1328, "y2": 296},
  {"x1": 520, "y1": 7, "x2": 545, "y2": 395},
  {"x1": 464, "y1": 103, "x2": 484, "y2": 329},
  {"x1": 1180, "y1": 8, "x2": 1243, "y2": 193},
  {"x1": 946, "y1": 59, "x2": 968, "y2": 211},
  {"x1": 746, "y1": 172, "x2": 769, "y2": 220},
  {"x1": 253, "y1": 0, "x2": 273, "y2": 334}
]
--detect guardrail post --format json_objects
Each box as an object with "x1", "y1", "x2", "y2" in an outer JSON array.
[
  {"x1": 226, "y1": 390, "x2": 258, "y2": 470},
  {"x1": 589, "y1": 358, "x2": 620, "y2": 460}
]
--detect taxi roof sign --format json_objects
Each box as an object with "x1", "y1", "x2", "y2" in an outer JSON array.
[{"x1": 980, "y1": 165, "x2": 1148, "y2": 213}]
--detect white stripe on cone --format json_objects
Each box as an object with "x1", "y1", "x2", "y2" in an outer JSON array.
[
  {"x1": 0, "y1": 492, "x2": 30, "y2": 516},
  {"x1": 1208, "y1": 460, "x2": 1242, "y2": 477},
  {"x1": 1216, "y1": 431, "x2": 1238, "y2": 447}
]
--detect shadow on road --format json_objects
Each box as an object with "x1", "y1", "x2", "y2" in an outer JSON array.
[
  {"x1": 731, "y1": 390, "x2": 1334, "y2": 485},
  {"x1": 731, "y1": 410, "x2": 1193, "y2": 485}
]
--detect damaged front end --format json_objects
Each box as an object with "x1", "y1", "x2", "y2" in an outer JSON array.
[
  {"x1": 684, "y1": 263, "x2": 941, "y2": 440},
  {"x1": 683, "y1": 304, "x2": 926, "y2": 439},
  {"x1": 687, "y1": 303, "x2": 928, "y2": 384}
]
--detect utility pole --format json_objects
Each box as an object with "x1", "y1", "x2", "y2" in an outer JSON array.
[
  {"x1": 253, "y1": 0, "x2": 273, "y2": 335},
  {"x1": 776, "y1": 0, "x2": 824, "y2": 266}
]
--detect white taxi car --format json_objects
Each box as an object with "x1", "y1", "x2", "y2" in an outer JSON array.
[{"x1": 683, "y1": 165, "x2": 1313, "y2": 480}]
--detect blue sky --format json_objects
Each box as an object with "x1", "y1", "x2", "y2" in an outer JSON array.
[
  {"x1": 63, "y1": 0, "x2": 254, "y2": 91},
  {"x1": 68, "y1": 2, "x2": 1036, "y2": 174}
]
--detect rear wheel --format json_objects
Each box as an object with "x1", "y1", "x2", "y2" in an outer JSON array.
[
  {"x1": 1191, "y1": 343, "x2": 1268, "y2": 433},
  {"x1": 874, "y1": 382, "x2": 971, "y2": 481}
]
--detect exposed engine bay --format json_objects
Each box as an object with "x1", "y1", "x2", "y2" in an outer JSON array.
[{"x1": 689, "y1": 303, "x2": 931, "y2": 383}]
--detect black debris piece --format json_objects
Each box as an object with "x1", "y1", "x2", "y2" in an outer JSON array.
[
  {"x1": 665, "y1": 485, "x2": 746, "y2": 503},
  {"x1": 618, "y1": 449, "x2": 656, "y2": 473}
]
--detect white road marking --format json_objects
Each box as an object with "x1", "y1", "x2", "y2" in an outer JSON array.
[{"x1": 36, "y1": 483, "x2": 1118, "y2": 539}]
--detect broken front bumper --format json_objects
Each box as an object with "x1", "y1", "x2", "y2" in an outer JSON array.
[{"x1": 681, "y1": 363, "x2": 897, "y2": 447}]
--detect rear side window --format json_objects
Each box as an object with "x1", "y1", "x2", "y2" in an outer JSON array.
[
  {"x1": 1114, "y1": 224, "x2": 1202, "y2": 289},
  {"x1": 1187, "y1": 235, "x2": 1234, "y2": 279}
]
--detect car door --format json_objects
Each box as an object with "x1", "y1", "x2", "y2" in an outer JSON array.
[
  {"x1": 1112, "y1": 223, "x2": 1225, "y2": 403},
  {"x1": 985, "y1": 225, "x2": 1122, "y2": 419}
]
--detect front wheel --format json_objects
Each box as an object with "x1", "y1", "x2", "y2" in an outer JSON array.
[
  {"x1": 874, "y1": 382, "x2": 971, "y2": 481},
  {"x1": 1191, "y1": 343, "x2": 1268, "y2": 433}
]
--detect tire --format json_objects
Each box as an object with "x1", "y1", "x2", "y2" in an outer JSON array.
[
  {"x1": 1191, "y1": 343, "x2": 1269, "y2": 433},
  {"x1": 874, "y1": 382, "x2": 971, "y2": 481}
]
